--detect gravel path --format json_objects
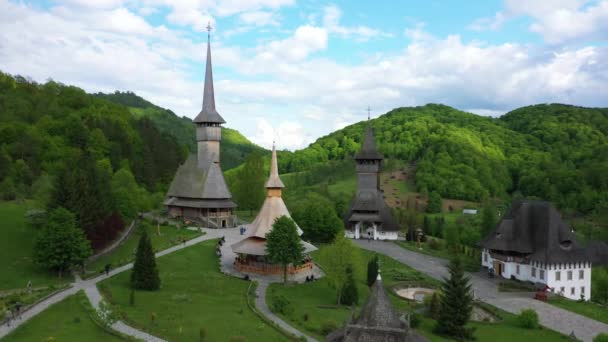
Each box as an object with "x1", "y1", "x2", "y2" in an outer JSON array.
[
  {"x1": 355, "y1": 240, "x2": 608, "y2": 342},
  {"x1": 255, "y1": 281, "x2": 318, "y2": 342}
]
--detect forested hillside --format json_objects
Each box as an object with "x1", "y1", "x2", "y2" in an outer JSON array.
[
  {"x1": 95, "y1": 91, "x2": 268, "y2": 170},
  {"x1": 0, "y1": 73, "x2": 262, "y2": 249},
  {"x1": 278, "y1": 104, "x2": 608, "y2": 215}
]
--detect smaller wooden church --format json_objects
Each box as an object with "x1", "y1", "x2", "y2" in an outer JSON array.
[
  {"x1": 481, "y1": 200, "x2": 607, "y2": 301},
  {"x1": 230, "y1": 144, "x2": 317, "y2": 275},
  {"x1": 345, "y1": 119, "x2": 399, "y2": 240},
  {"x1": 327, "y1": 273, "x2": 428, "y2": 342}
]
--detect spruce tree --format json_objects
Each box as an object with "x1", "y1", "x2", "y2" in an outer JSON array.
[
  {"x1": 131, "y1": 229, "x2": 160, "y2": 290},
  {"x1": 366, "y1": 255, "x2": 379, "y2": 287},
  {"x1": 434, "y1": 256, "x2": 474, "y2": 341},
  {"x1": 265, "y1": 216, "x2": 305, "y2": 284},
  {"x1": 340, "y1": 264, "x2": 358, "y2": 305}
]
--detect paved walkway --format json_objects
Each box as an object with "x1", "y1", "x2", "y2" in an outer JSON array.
[
  {"x1": 355, "y1": 240, "x2": 608, "y2": 342},
  {"x1": 0, "y1": 227, "x2": 316, "y2": 342},
  {"x1": 255, "y1": 281, "x2": 318, "y2": 342}
]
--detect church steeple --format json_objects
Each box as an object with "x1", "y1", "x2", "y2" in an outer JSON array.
[
  {"x1": 265, "y1": 142, "x2": 285, "y2": 195},
  {"x1": 194, "y1": 22, "x2": 225, "y2": 124},
  {"x1": 194, "y1": 22, "x2": 225, "y2": 169},
  {"x1": 355, "y1": 108, "x2": 383, "y2": 161}
]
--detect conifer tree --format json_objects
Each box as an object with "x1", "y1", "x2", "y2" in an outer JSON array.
[
  {"x1": 341, "y1": 265, "x2": 358, "y2": 305},
  {"x1": 434, "y1": 256, "x2": 474, "y2": 341},
  {"x1": 366, "y1": 255, "x2": 379, "y2": 287},
  {"x1": 131, "y1": 229, "x2": 160, "y2": 290}
]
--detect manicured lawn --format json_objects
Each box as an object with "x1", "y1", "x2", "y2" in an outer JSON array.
[
  {"x1": 0, "y1": 201, "x2": 71, "y2": 290},
  {"x1": 3, "y1": 291, "x2": 124, "y2": 342},
  {"x1": 268, "y1": 245, "x2": 438, "y2": 339},
  {"x1": 85, "y1": 222, "x2": 202, "y2": 277},
  {"x1": 548, "y1": 296, "x2": 608, "y2": 324},
  {"x1": 99, "y1": 239, "x2": 289, "y2": 341},
  {"x1": 270, "y1": 244, "x2": 568, "y2": 341}
]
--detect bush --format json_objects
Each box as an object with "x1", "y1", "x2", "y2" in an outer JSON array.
[
  {"x1": 320, "y1": 320, "x2": 338, "y2": 335},
  {"x1": 269, "y1": 294, "x2": 293, "y2": 315},
  {"x1": 594, "y1": 333, "x2": 608, "y2": 342},
  {"x1": 517, "y1": 309, "x2": 539, "y2": 329},
  {"x1": 410, "y1": 312, "x2": 421, "y2": 328},
  {"x1": 428, "y1": 238, "x2": 441, "y2": 250},
  {"x1": 199, "y1": 328, "x2": 207, "y2": 342},
  {"x1": 229, "y1": 336, "x2": 247, "y2": 342}
]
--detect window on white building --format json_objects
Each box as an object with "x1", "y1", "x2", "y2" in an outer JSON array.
[
  {"x1": 579, "y1": 270, "x2": 584, "y2": 280},
  {"x1": 484, "y1": 253, "x2": 488, "y2": 262},
  {"x1": 556, "y1": 271, "x2": 561, "y2": 281},
  {"x1": 539, "y1": 269, "x2": 545, "y2": 280},
  {"x1": 571, "y1": 287, "x2": 575, "y2": 296},
  {"x1": 567, "y1": 271, "x2": 572, "y2": 280},
  {"x1": 560, "y1": 287, "x2": 565, "y2": 294},
  {"x1": 531, "y1": 267, "x2": 536, "y2": 277},
  {"x1": 516, "y1": 265, "x2": 520, "y2": 275},
  {"x1": 581, "y1": 286, "x2": 585, "y2": 296}
]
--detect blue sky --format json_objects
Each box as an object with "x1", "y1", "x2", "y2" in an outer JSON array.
[{"x1": 1, "y1": 0, "x2": 607, "y2": 149}]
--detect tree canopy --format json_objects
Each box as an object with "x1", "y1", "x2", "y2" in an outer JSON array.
[{"x1": 265, "y1": 216, "x2": 305, "y2": 284}]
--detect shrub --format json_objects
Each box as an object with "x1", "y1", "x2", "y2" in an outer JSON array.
[
  {"x1": 199, "y1": 328, "x2": 207, "y2": 342},
  {"x1": 517, "y1": 309, "x2": 539, "y2": 329},
  {"x1": 320, "y1": 320, "x2": 338, "y2": 335},
  {"x1": 428, "y1": 238, "x2": 441, "y2": 250},
  {"x1": 410, "y1": 312, "x2": 421, "y2": 328},
  {"x1": 594, "y1": 333, "x2": 608, "y2": 342},
  {"x1": 229, "y1": 336, "x2": 247, "y2": 342},
  {"x1": 303, "y1": 312, "x2": 309, "y2": 322},
  {"x1": 270, "y1": 295, "x2": 293, "y2": 315}
]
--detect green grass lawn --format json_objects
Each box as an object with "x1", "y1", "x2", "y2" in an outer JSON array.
[
  {"x1": 0, "y1": 201, "x2": 71, "y2": 291},
  {"x1": 85, "y1": 223, "x2": 202, "y2": 277},
  {"x1": 3, "y1": 291, "x2": 125, "y2": 342},
  {"x1": 268, "y1": 245, "x2": 438, "y2": 339},
  {"x1": 548, "y1": 296, "x2": 608, "y2": 325},
  {"x1": 235, "y1": 210, "x2": 258, "y2": 223},
  {"x1": 99, "y1": 239, "x2": 289, "y2": 341},
  {"x1": 269, "y1": 244, "x2": 569, "y2": 342}
]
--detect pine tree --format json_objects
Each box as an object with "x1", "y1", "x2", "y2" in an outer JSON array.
[
  {"x1": 340, "y1": 265, "x2": 358, "y2": 305},
  {"x1": 366, "y1": 255, "x2": 379, "y2": 287},
  {"x1": 265, "y1": 216, "x2": 305, "y2": 284},
  {"x1": 434, "y1": 256, "x2": 474, "y2": 341},
  {"x1": 131, "y1": 229, "x2": 160, "y2": 290},
  {"x1": 429, "y1": 292, "x2": 440, "y2": 319}
]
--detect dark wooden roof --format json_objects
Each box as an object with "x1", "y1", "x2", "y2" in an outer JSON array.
[
  {"x1": 193, "y1": 39, "x2": 226, "y2": 124},
  {"x1": 346, "y1": 191, "x2": 399, "y2": 231},
  {"x1": 355, "y1": 125, "x2": 383, "y2": 161},
  {"x1": 165, "y1": 154, "x2": 233, "y2": 200},
  {"x1": 481, "y1": 200, "x2": 593, "y2": 264},
  {"x1": 326, "y1": 275, "x2": 428, "y2": 342}
]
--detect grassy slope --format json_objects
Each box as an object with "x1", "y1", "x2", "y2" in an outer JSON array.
[
  {"x1": 548, "y1": 295, "x2": 608, "y2": 325},
  {"x1": 99, "y1": 239, "x2": 288, "y2": 341},
  {"x1": 3, "y1": 292, "x2": 123, "y2": 342},
  {"x1": 0, "y1": 201, "x2": 70, "y2": 290},
  {"x1": 85, "y1": 223, "x2": 202, "y2": 276}
]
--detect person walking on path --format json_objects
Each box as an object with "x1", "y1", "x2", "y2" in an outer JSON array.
[
  {"x1": 26, "y1": 281, "x2": 32, "y2": 294},
  {"x1": 4, "y1": 309, "x2": 11, "y2": 327},
  {"x1": 14, "y1": 303, "x2": 22, "y2": 319},
  {"x1": 104, "y1": 263, "x2": 111, "y2": 276}
]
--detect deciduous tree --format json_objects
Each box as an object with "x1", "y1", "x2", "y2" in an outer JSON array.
[{"x1": 265, "y1": 216, "x2": 305, "y2": 284}]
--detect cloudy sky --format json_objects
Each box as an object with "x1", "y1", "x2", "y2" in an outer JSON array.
[{"x1": 1, "y1": 0, "x2": 607, "y2": 150}]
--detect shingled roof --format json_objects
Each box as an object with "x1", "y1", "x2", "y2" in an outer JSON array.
[
  {"x1": 481, "y1": 200, "x2": 591, "y2": 264},
  {"x1": 165, "y1": 155, "x2": 233, "y2": 201},
  {"x1": 355, "y1": 125, "x2": 383, "y2": 161},
  {"x1": 326, "y1": 274, "x2": 428, "y2": 342},
  {"x1": 193, "y1": 38, "x2": 226, "y2": 124},
  {"x1": 346, "y1": 191, "x2": 399, "y2": 231}
]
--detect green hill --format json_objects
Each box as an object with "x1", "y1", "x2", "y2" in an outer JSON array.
[
  {"x1": 278, "y1": 104, "x2": 607, "y2": 218},
  {"x1": 95, "y1": 91, "x2": 267, "y2": 170}
]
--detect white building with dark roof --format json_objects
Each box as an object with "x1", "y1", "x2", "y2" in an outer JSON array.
[{"x1": 481, "y1": 200, "x2": 607, "y2": 301}]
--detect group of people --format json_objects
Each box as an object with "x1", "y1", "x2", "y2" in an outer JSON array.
[
  {"x1": 3, "y1": 301, "x2": 22, "y2": 327},
  {"x1": 305, "y1": 274, "x2": 316, "y2": 282},
  {"x1": 216, "y1": 236, "x2": 225, "y2": 257}
]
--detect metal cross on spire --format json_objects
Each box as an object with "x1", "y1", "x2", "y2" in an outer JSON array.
[{"x1": 206, "y1": 21, "x2": 212, "y2": 41}]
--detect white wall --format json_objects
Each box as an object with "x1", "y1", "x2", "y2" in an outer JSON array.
[{"x1": 481, "y1": 249, "x2": 592, "y2": 301}]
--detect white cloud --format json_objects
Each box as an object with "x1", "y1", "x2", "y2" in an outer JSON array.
[
  {"x1": 238, "y1": 10, "x2": 279, "y2": 26},
  {"x1": 322, "y1": 5, "x2": 391, "y2": 41},
  {"x1": 263, "y1": 25, "x2": 328, "y2": 61},
  {"x1": 470, "y1": 0, "x2": 608, "y2": 44},
  {"x1": 247, "y1": 118, "x2": 312, "y2": 150}
]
